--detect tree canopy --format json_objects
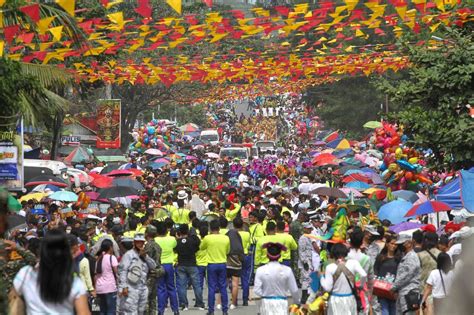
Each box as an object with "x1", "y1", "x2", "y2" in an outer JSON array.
[{"x1": 376, "y1": 26, "x2": 474, "y2": 169}]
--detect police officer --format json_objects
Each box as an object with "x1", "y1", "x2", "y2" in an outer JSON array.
[{"x1": 118, "y1": 233, "x2": 156, "y2": 314}]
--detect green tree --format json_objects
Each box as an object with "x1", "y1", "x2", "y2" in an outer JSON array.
[
  {"x1": 376, "y1": 26, "x2": 474, "y2": 169},
  {"x1": 304, "y1": 76, "x2": 385, "y2": 137}
]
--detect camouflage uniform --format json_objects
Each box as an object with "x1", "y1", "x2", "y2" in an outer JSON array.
[
  {"x1": 144, "y1": 239, "x2": 162, "y2": 315},
  {"x1": 0, "y1": 239, "x2": 37, "y2": 312},
  {"x1": 392, "y1": 250, "x2": 421, "y2": 314}
]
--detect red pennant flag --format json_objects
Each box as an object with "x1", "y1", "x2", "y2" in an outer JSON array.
[
  {"x1": 135, "y1": 0, "x2": 152, "y2": 18},
  {"x1": 4, "y1": 25, "x2": 20, "y2": 43},
  {"x1": 20, "y1": 4, "x2": 40, "y2": 22},
  {"x1": 203, "y1": 0, "x2": 212, "y2": 8}
]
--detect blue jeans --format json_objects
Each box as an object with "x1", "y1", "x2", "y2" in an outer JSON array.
[
  {"x1": 241, "y1": 254, "x2": 252, "y2": 303},
  {"x1": 157, "y1": 263, "x2": 179, "y2": 313},
  {"x1": 98, "y1": 292, "x2": 116, "y2": 315},
  {"x1": 176, "y1": 265, "x2": 204, "y2": 307},
  {"x1": 207, "y1": 263, "x2": 228, "y2": 313},
  {"x1": 380, "y1": 298, "x2": 397, "y2": 315},
  {"x1": 197, "y1": 266, "x2": 206, "y2": 292}
]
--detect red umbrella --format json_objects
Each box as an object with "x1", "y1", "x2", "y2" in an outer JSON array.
[
  {"x1": 91, "y1": 176, "x2": 113, "y2": 188},
  {"x1": 312, "y1": 153, "x2": 337, "y2": 166},
  {"x1": 369, "y1": 190, "x2": 387, "y2": 200},
  {"x1": 404, "y1": 201, "x2": 451, "y2": 217},
  {"x1": 342, "y1": 173, "x2": 371, "y2": 184}
]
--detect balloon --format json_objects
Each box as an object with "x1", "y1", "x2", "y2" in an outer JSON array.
[
  {"x1": 405, "y1": 171, "x2": 414, "y2": 181},
  {"x1": 143, "y1": 137, "x2": 149, "y2": 144},
  {"x1": 380, "y1": 163, "x2": 387, "y2": 172},
  {"x1": 408, "y1": 157, "x2": 418, "y2": 164},
  {"x1": 135, "y1": 141, "x2": 142, "y2": 148},
  {"x1": 416, "y1": 174, "x2": 433, "y2": 185},
  {"x1": 147, "y1": 126, "x2": 155, "y2": 135},
  {"x1": 395, "y1": 147, "x2": 403, "y2": 159},
  {"x1": 396, "y1": 160, "x2": 416, "y2": 172},
  {"x1": 383, "y1": 138, "x2": 391, "y2": 148},
  {"x1": 382, "y1": 169, "x2": 392, "y2": 180},
  {"x1": 394, "y1": 170, "x2": 405, "y2": 181},
  {"x1": 390, "y1": 136, "x2": 400, "y2": 146},
  {"x1": 388, "y1": 163, "x2": 399, "y2": 172}
]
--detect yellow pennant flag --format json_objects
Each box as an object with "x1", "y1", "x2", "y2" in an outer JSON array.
[
  {"x1": 0, "y1": 41, "x2": 3, "y2": 57},
  {"x1": 49, "y1": 26, "x2": 63, "y2": 42},
  {"x1": 37, "y1": 17, "x2": 56, "y2": 34},
  {"x1": 166, "y1": 0, "x2": 181, "y2": 15},
  {"x1": 107, "y1": 12, "x2": 125, "y2": 30},
  {"x1": 0, "y1": 11, "x2": 3, "y2": 28},
  {"x1": 55, "y1": 0, "x2": 75, "y2": 17}
]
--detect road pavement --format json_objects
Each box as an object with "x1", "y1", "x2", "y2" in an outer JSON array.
[{"x1": 163, "y1": 289, "x2": 259, "y2": 314}]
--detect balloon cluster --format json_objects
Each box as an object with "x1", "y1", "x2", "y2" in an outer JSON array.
[
  {"x1": 129, "y1": 119, "x2": 173, "y2": 153},
  {"x1": 374, "y1": 122, "x2": 432, "y2": 191}
]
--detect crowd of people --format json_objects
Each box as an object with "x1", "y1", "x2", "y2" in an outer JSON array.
[{"x1": 1, "y1": 96, "x2": 472, "y2": 315}]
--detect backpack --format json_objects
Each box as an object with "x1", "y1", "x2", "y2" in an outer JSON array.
[
  {"x1": 84, "y1": 253, "x2": 96, "y2": 281},
  {"x1": 127, "y1": 258, "x2": 143, "y2": 285}
]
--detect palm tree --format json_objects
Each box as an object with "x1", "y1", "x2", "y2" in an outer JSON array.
[{"x1": 0, "y1": 0, "x2": 88, "y2": 157}]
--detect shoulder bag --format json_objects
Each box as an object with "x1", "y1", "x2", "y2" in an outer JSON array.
[{"x1": 8, "y1": 266, "x2": 31, "y2": 315}]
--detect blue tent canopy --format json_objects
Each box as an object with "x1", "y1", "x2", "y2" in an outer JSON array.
[{"x1": 436, "y1": 167, "x2": 474, "y2": 211}]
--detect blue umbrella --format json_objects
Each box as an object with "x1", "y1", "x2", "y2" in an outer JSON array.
[
  {"x1": 49, "y1": 191, "x2": 78, "y2": 202},
  {"x1": 148, "y1": 162, "x2": 167, "y2": 170},
  {"x1": 378, "y1": 200, "x2": 413, "y2": 225},
  {"x1": 392, "y1": 190, "x2": 419, "y2": 203},
  {"x1": 345, "y1": 181, "x2": 371, "y2": 190},
  {"x1": 344, "y1": 169, "x2": 366, "y2": 176}
]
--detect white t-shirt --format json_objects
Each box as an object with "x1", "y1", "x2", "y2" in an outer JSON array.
[
  {"x1": 238, "y1": 174, "x2": 249, "y2": 187},
  {"x1": 426, "y1": 269, "x2": 454, "y2": 298},
  {"x1": 14, "y1": 266, "x2": 87, "y2": 315}
]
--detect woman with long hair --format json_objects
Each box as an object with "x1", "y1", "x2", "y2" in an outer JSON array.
[
  {"x1": 12, "y1": 229, "x2": 90, "y2": 314},
  {"x1": 374, "y1": 234, "x2": 402, "y2": 315},
  {"x1": 94, "y1": 239, "x2": 118, "y2": 315},
  {"x1": 422, "y1": 252, "x2": 455, "y2": 315}
]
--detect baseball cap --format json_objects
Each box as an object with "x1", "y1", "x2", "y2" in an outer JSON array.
[
  {"x1": 421, "y1": 224, "x2": 437, "y2": 233},
  {"x1": 302, "y1": 222, "x2": 313, "y2": 229},
  {"x1": 134, "y1": 233, "x2": 146, "y2": 242},
  {"x1": 395, "y1": 233, "x2": 412, "y2": 244},
  {"x1": 365, "y1": 225, "x2": 380, "y2": 236}
]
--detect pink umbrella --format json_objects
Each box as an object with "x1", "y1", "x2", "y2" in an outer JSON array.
[
  {"x1": 154, "y1": 158, "x2": 170, "y2": 164},
  {"x1": 340, "y1": 188, "x2": 363, "y2": 197},
  {"x1": 186, "y1": 155, "x2": 199, "y2": 161},
  {"x1": 85, "y1": 191, "x2": 108, "y2": 202},
  {"x1": 145, "y1": 148, "x2": 163, "y2": 156}
]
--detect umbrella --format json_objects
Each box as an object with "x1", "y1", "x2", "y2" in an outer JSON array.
[
  {"x1": 186, "y1": 155, "x2": 199, "y2": 161},
  {"x1": 144, "y1": 148, "x2": 163, "y2": 156},
  {"x1": 367, "y1": 173, "x2": 384, "y2": 185},
  {"x1": 311, "y1": 140, "x2": 326, "y2": 146},
  {"x1": 392, "y1": 190, "x2": 419, "y2": 203},
  {"x1": 364, "y1": 187, "x2": 385, "y2": 195},
  {"x1": 179, "y1": 123, "x2": 200, "y2": 133},
  {"x1": 343, "y1": 169, "x2": 366, "y2": 176},
  {"x1": 25, "y1": 175, "x2": 68, "y2": 188},
  {"x1": 404, "y1": 201, "x2": 451, "y2": 217},
  {"x1": 106, "y1": 170, "x2": 133, "y2": 177},
  {"x1": 98, "y1": 186, "x2": 138, "y2": 199},
  {"x1": 112, "y1": 178, "x2": 144, "y2": 191},
  {"x1": 311, "y1": 187, "x2": 348, "y2": 199},
  {"x1": 342, "y1": 173, "x2": 371, "y2": 184},
  {"x1": 363, "y1": 121, "x2": 383, "y2": 129},
  {"x1": 19, "y1": 192, "x2": 51, "y2": 202},
  {"x1": 31, "y1": 184, "x2": 61, "y2": 192},
  {"x1": 63, "y1": 146, "x2": 93, "y2": 165},
  {"x1": 340, "y1": 188, "x2": 363, "y2": 197},
  {"x1": 89, "y1": 167, "x2": 104, "y2": 174},
  {"x1": 206, "y1": 152, "x2": 219, "y2": 159},
  {"x1": 148, "y1": 162, "x2": 167, "y2": 170},
  {"x1": 389, "y1": 222, "x2": 426, "y2": 233},
  {"x1": 49, "y1": 191, "x2": 78, "y2": 202},
  {"x1": 153, "y1": 158, "x2": 170, "y2": 164},
  {"x1": 91, "y1": 175, "x2": 113, "y2": 188},
  {"x1": 100, "y1": 163, "x2": 121, "y2": 174},
  {"x1": 119, "y1": 163, "x2": 143, "y2": 170},
  {"x1": 338, "y1": 165, "x2": 361, "y2": 174},
  {"x1": 345, "y1": 181, "x2": 371, "y2": 191},
  {"x1": 378, "y1": 200, "x2": 413, "y2": 225}
]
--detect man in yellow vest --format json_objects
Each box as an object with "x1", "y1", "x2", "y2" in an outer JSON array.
[
  {"x1": 255, "y1": 221, "x2": 280, "y2": 267},
  {"x1": 274, "y1": 221, "x2": 298, "y2": 267}
]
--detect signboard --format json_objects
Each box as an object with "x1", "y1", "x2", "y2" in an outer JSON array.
[
  {"x1": 0, "y1": 119, "x2": 24, "y2": 191},
  {"x1": 96, "y1": 99, "x2": 121, "y2": 149},
  {"x1": 61, "y1": 136, "x2": 81, "y2": 145}
]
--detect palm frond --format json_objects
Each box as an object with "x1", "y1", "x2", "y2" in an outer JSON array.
[
  {"x1": 20, "y1": 63, "x2": 73, "y2": 88},
  {"x1": 19, "y1": 88, "x2": 72, "y2": 126}
]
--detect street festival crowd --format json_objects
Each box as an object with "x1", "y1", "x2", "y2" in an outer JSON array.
[{"x1": 1, "y1": 94, "x2": 473, "y2": 315}]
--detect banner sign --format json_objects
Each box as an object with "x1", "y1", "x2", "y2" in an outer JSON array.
[
  {"x1": 96, "y1": 99, "x2": 121, "y2": 149},
  {"x1": 0, "y1": 119, "x2": 24, "y2": 191},
  {"x1": 61, "y1": 136, "x2": 81, "y2": 145}
]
